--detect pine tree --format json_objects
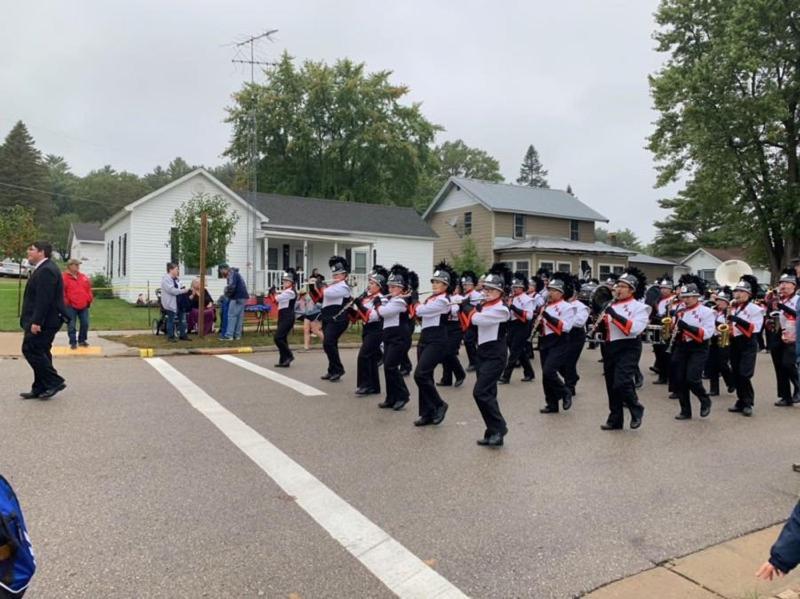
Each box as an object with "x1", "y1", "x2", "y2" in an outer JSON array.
[
  {"x1": 0, "y1": 121, "x2": 52, "y2": 222},
  {"x1": 516, "y1": 144, "x2": 549, "y2": 188}
]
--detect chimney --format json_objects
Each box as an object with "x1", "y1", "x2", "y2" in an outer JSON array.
[{"x1": 608, "y1": 233, "x2": 618, "y2": 247}]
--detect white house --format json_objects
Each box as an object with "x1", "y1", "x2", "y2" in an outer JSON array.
[
  {"x1": 681, "y1": 247, "x2": 771, "y2": 285},
  {"x1": 100, "y1": 169, "x2": 437, "y2": 302},
  {"x1": 67, "y1": 223, "x2": 106, "y2": 276}
]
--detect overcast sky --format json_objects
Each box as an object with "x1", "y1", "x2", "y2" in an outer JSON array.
[{"x1": 0, "y1": 0, "x2": 677, "y2": 242}]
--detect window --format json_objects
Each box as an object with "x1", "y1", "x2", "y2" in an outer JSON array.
[
  {"x1": 539, "y1": 261, "x2": 554, "y2": 273},
  {"x1": 267, "y1": 247, "x2": 278, "y2": 270},
  {"x1": 570, "y1": 220, "x2": 580, "y2": 241},
  {"x1": 557, "y1": 262, "x2": 572, "y2": 273},
  {"x1": 295, "y1": 249, "x2": 303, "y2": 269},
  {"x1": 353, "y1": 251, "x2": 367, "y2": 274},
  {"x1": 122, "y1": 233, "x2": 127, "y2": 276},
  {"x1": 117, "y1": 236, "x2": 122, "y2": 276},
  {"x1": 109, "y1": 240, "x2": 114, "y2": 278},
  {"x1": 463, "y1": 211, "x2": 472, "y2": 236},
  {"x1": 699, "y1": 269, "x2": 715, "y2": 281},
  {"x1": 599, "y1": 264, "x2": 625, "y2": 277},
  {"x1": 514, "y1": 260, "x2": 529, "y2": 278},
  {"x1": 513, "y1": 214, "x2": 525, "y2": 239}
]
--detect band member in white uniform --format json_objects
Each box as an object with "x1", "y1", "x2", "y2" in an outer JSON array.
[
  {"x1": 773, "y1": 270, "x2": 800, "y2": 406},
  {"x1": 727, "y1": 275, "x2": 764, "y2": 416},
  {"x1": 707, "y1": 287, "x2": 736, "y2": 396},
  {"x1": 499, "y1": 272, "x2": 535, "y2": 384},
  {"x1": 460, "y1": 271, "x2": 481, "y2": 371},
  {"x1": 320, "y1": 256, "x2": 352, "y2": 382},
  {"x1": 352, "y1": 266, "x2": 389, "y2": 396},
  {"x1": 537, "y1": 273, "x2": 576, "y2": 414},
  {"x1": 652, "y1": 278, "x2": 675, "y2": 385},
  {"x1": 274, "y1": 268, "x2": 298, "y2": 367},
  {"x1": 438, "y1": 277, "x2": 467, "y2": 387},
  {"x1": 559, "y1": 274, "x2": 589, "y2": 396}
]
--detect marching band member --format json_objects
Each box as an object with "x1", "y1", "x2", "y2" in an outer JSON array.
[
  {"x1": 273, "y1": 268, "x2": 298, "y2": 368},
  {"x1": 499, "y1": 272, "x2": 535, "y2": 384},
  {"x1": 666, "y1": 280, "x2": 688, "y2": 400},
  {"x1": 352, "y1": 266, "x2": 389, "y2": 396},
  {"x1": 599, "y1": 269, "x2": 649, "y2": 430},
  {"x1": 670, "y1": 280, "x2": 716, "y2": 420},
  {"x1": 412, "y1": 264, "x2": 453, "y2": 427},
  {"x1": 773, "y1": 270, "x2": 800, "y2": 407},
  {"x1": 320, "y1": 256, "x2": 352, "y2": 382},
  {"x1": 536, "y1": 268, "x2": 551, "y2": 304},
  {"x1": 652, "y1": 277, "x2": 675, "y2": 385},
  {"x1": 559, "y1": 274, "x2": 589, "y2": 396},
  {"x1": 375, "y1": 265, "x2": 417, "y2": 410},
  {"x1": 438, "y1": 278, "x2": 467, "y2": 387},
  {"x1": 537, "y1": 272, "x2": 576, "y2": 414},
  {"x1": 524, "y1": 275, "x2": 546, "y2": 371},
  {"x1": 461, "y1": 265, "x2": 511, "y2": 447},
  {"x1": 727, "y1": 275, "x2": 764, "y2": 416},
  {"x1": 461, "y1": 271, "x2": 481, "y2": 372},
  {"x1": 707, "y1": 287, "x2": 735, "y2": 397}
]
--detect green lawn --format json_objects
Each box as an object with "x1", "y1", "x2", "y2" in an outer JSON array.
[{"x1": 0, "y1": 278, "x2": 153, "y2": 332}]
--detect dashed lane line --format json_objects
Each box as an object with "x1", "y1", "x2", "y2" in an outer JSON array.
[
  {"x1": 215, "y1": 354, "x2": 327, "y2": 397},
  {"x1": 144, "y1": 357, "x2": 467, "y2": 599}
]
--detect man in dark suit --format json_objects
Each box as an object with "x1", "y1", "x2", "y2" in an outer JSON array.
[{"x1": 19, "y1": 241, "x2": 67, "y2": 400}]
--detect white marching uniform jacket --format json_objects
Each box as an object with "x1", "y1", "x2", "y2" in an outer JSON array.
[
  {"x1": 528, "y1": 291, "x2": 545, "y2": 312},
  {"x1": 470, "y1": 299, "x2": 510, "y2": 345},
  {"x1": 466, "y1": 289, "x2": 483, "y2": 305},
  {"x1": 730, "y1": 301, "x2": 764, "y2": 338},
  {"x1": 449, "y1": 293, "x2": 464, "y2": 322},
  {"x1": 415, "y1": 293, "x2": 450, "y2": 329},
  {"x1": 674, "y1": 303, "x2": 716, "y2": 343},
  {"x1": 657, "y1": 295, "x2": 676, "y2": 318},
  {"x1": 508, "y1": 292, "x2": 534, "y2": 322},
  {"x1": 375, "y1": 295, "x2": 406, "y2": 329},
  {"x1": 540, "y1": 299, "x2": 575, "y2": 337},
  {"x1": 322, "y1": 280, "x2": 351, "y2": 308},
  {"x1": 570, "y1": 299, "x2": 590, "y2": 328},
  {"x1": 276, "y1": 288, "x2": 297, "y2": 310},
  {"x1": 713, "y1": 308, "x2": 728, "y2": 336},
  {"x1": 778, "y1": 294, "x2": 799, "y2": 343},
  {"x1": 357, "y1": 293, "x2": 383, "y2": 324},
  {"x1": 603, "y1": 298, "x2": 649, "y2": 342}
]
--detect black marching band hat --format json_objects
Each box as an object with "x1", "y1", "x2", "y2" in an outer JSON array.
[
  {"x1": 511, "y1": 271, "x2": 528, "y2": 289},
  {"x1": 460, "y1": 270, "x2": 477, "y2": 287},
  {"x1": 548, "y1": 272, "x2": 574, "y2": 297},
  {"x1": 329, "y1": 255, "x2": 350, "y2": 275},
  {"x1": 432, "y1": 261, "x2": 457, "y2": 294},
  {"x1": 369, "y1": 264, "x2": 389, "y2": 289},
  {"x1": 617, "y1": 267, "x2": 647, "y2": 299},
  {"x1": 779, "y1": 268, "x2": 799, "y2": 286},
  {"x1": 281, "y1": 267, "x2": 298, "y2": 284},
  {"x1": 483, "y1": 263, "x2": 512, "y2": 293},
  {"x1": 676, "y1": 274, "x2": 706, "y2": 298},
  {"x1": 657, "y1": 274, "x2": 674, "y2": 289},
  {"x1": 716, "y1": 286, "x2": 732, "y2": 303},
  {"x1": 388, "y1": 263, "x2": 408, "y2": 288},
  {"x1": 734, "y1": 274, "x2": 759, "y2": 295}
]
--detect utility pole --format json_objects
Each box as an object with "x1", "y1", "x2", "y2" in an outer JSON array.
[{"x1": 231, "y1": 30, "x2": 278, "y2": 290}]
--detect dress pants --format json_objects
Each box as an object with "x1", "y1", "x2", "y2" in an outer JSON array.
[
  {"x1": 323, "y1": 317, "x2": 349, "y2": 376},
  {"x1": 357, "y1": 323, "x2": 383, "y2": 392},
  {"x1": 440, "y1": 321, "x2": 466, "y2": 384},
  {"x1": 274, "y1": 309, "x2": 295, "y2": 363},
  {"x1": 473, "y1": 339, "x2": 508, "y2": 436},
  {"x1": 602, "y1": 338, "x2": 644, "y2": 427},
  {"x1": 540, "y1": 334, "x2": 571, "y2": 411},
  {"x1": 653, "y1": 343, "x2": 670, "y2": 381},
  {"x1": 730, "y1": 335, "x2": 758, "y2": 408},
  {"x1": 673, "y1": 341, "x2": 710, "y2": 417},
  {"x1": 463, "y1": 326, "x2": 478, "y2": 368},
  {"x1": 707, "y1": 340, "x2": 734, "y2": 393},
  {"x1": 22, "y1": 327, "x2": 64, "y2": 394},
  {"x1": 383, "y1": 328, "x2": 410, "y2": 406},
  {"x1": 775, "y1": 342, "x2": 799, "y2": 401},
  {"x1": 502, "y1": 320, "x2": 534, "y2": 381},
  {"x1": 558, "y1": 326, "x2": 585, "y2": 391},
  {"x1": 399, "y1": 321, "x2": 414, "y2": 373},
  {"x1": 414, "y1": 328, "x2": 447, "y2": 418}
]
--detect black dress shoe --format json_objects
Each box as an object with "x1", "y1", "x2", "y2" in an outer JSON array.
[
  {"x1": 775, "y1": 399, "x2": 794, "y2": 407},
  {"x1": 540, "y1": 406, "x2": 559, "y2": 414},
  {"x1": 521, "y1": 375, "x2": 534, "y2": 382},
  {"x1": 454, "y1": 377, "x2": 465, "y2": 388},
  {"x1": 321, "y1": 373, "x2": 332, "y2": 380},
  {"x1": 653, "y1": 379, "x2": 668, "y2": 385},
  {"x1": 700, "y1": 401, "x2": 711, "y2": 418},
  {"x1": 392, "y1": 399, "x2": 409, "y2": 411},
  {"x1": 563, "y1": 391, "x2": 572, "y2": 411},
  {"x1": 742, "y1": 406, "x2": 753, "y2": 417},
  {"x1": 477, "y1": 432, "x2": 504, "y2": 447},
  {"x1": 400, "y1": 369, "x2": 411, "y2": 377},
  {"x1": 435, "y1": 380, "x2": 452, "y2": 387},
  {"x1": 274, "y1": 360, "x2": 292, "y2": 368},
  {"x1": 179, "y1": 336, "x2": 191, "y2": 341},
  {"x1": 649, "y1": 366, "x2": 660, "y2": 374},
  {"x1": 355, "y1": 387, "x2": 369, "y2": 395},
  {"x1": 39, "y1": 383, "x2": 66, "y2": 400},
  {"x1": 708, "y1": 390, "x2": 720, "y2": 397},
  {"x1": 668, "y1": 392, "x2": 679, "y2": 399},
  {"x1": 466, "y1": 364, "x2": 476, "y2": 372},
  {"x1": 432, "y1": 402, "x2": 448, "y2": 425},
  {"x1": 19, "y1": 391, "x2": 41, "y2": 399},
  {"x1": 630, "y1": 409, "x2": 643, "y2": 429},
  {"x1": 674, "y1": 413, "x2": 692, "y2": 420},
  {"x1": 728, "y1": 405, "x2": 744, "y2": 413},
  {"x1": 378, "y1": 399, "x2": 393, "y2": 409},
  {"x1": 497, "y1": 378, "x2": 509, "y2": 385},
  {"x1": 727, "y1": 385, "x2": 736, "y2": 394},
  {"x1": 600, "y1": 423, "x2": 623, "y2": 430},
  {"x1": 328, "y1": 373, "x2": 342, "y2": 382},
  {"x1": 414, "y1": 416, "x2": 434, "y2": 426}
]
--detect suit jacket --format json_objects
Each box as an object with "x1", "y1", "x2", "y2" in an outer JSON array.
[{"x1": 20, "y1": 259, "x2": 67, "y2": 331}]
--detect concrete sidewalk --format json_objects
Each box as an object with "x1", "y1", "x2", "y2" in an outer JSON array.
[
  {"x1": 0, "y1": 330, "x2": 139, "y2": 358},
  {"x1": 586, "y1": 522, "x2": 800, "y2": 598}
]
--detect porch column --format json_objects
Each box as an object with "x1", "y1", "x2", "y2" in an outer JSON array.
[
  {"x1": 367, "y1": 243, "x2": 374, "y2": 273},
  {"x1": 333, "y1": 241, "x2": 338, "y2": 257},
  {"x1": 263, "y1": 236, "x2": 269, "y2": 292},
  {"x1": 303, "y1": 239, "x2": 308, "y2": 281}
]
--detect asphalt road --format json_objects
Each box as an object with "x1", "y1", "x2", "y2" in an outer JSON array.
[{"x1": 2, "y1": 343, "x2": 798, "y2": 598}]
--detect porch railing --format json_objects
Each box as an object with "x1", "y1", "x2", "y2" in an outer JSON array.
[{"x1": 253, "y1": 270, "x2": 368, "y2": 295}]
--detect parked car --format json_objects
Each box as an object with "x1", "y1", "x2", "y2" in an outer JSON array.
[{"x1": 0, "y1": 258, "x2": 31, "y2": 278}]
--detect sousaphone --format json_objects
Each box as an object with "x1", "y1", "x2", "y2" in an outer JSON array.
[{"x1": 714, "y1": 259, "x2": 752, "y2": 287}]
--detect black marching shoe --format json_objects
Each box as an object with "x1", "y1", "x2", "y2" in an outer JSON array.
[
  {"x1": 392, "y1": 399, "x2": 409, "y2": 411},
  {"x1": 466, "y1": 364, "x2": 476, "y2": 372},
  {"x1": 400, "y1": 368, "x2": 411, "y2": 377},
  {"x1": 674, "y1": 413, "x2": 692, "y2": 420},
  {"x1": 775, "y1": 398, "x2": 794, "y2": 407},
  {"x1": 19, "y1": 391, "x2": 41, "y2": 399},
  {"x1": 562, "y1": 390, "x2": 573, "y2": 411},
  {"x1": 700, "y1": 399, "x2": 711, "y2": 418},
  {"x1": 355, "y1": 387, "x2": 369, "y2": 395},
  {"x1": 668, "y1": 392, "x2": 679, "y2": 399},
  {"x1": 39, "y1": 383, "x2": 66, "y2": 400},
  {"x1": 521, "y1": 375, "x2": 534, "y2": 382},
  {"x1": 328, "y1": 373, "x2": 342, "y2": 382},
  {"x1": 477, "y1": 432, "x2": 504, "y2": 447},
  {"x1": 600, "y1": 423, "x2": 623, "y2": 430},
  {"x1": 742, "y1": 406, "x2": 753, "y2": 417},
  {"x1": 708, "y1": 389, "x2": 720, "y2": 397},
  {"x1": 630, "y1": 408, "x2": 644, "y2": 429},
  {"x1": 435, "y1": 380, "x2": 452, "y2": 387},
  {"x1": 432, "y1": 402, "x2": 449, "y2": 425},
  {"x1": 414, "y1": 416, "x2": 434, "y2": 426},
  {"x1": 378, "y1": 399, "x2": 394, "y2": 408},
  {"x1": 728, "y1": 405, "x2": 744, "y2": 413},
  {"x1": 497, "y1": 378, "x2": 509, "y2": 385},
  {"x1": 275, "y1": 357, "x2": 294, "y2": 368},
  {"x1": 454, "y1": 376, "x2": 465, "y2": 388},
  {"x1": 727, "y1": 385, "x2": 736, "y2": 394},
  {"x1": 540, "y1": 406, "x2": 559, "y2": 414},
  {"x1": 653, "y1": 378, "x2": 668, "y2": 385},
  {"x1": 320, "y1": 373, "x2": 332, "y2": 380}
]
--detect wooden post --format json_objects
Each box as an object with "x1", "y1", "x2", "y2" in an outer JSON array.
[{"x1": 198, "y1": 212, "x2": 208, "y2": 337}]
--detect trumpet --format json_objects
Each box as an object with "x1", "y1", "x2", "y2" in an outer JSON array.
[{"x1": 717, "y1": 323, "x2": 731, "y2": 348}]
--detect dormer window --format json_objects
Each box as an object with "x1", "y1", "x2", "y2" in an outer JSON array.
[
  {"x1": 570, "y1": 220, "x2": 580, "y2": 241},
  {"x1": 513, "y1": 214, "x2": 525, "y2": 239}
]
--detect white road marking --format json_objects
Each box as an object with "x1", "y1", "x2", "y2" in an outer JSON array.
[
  {"x1": 145, "y1": 357, "x2": 467, "y2": 599},
  {"x1": 216, "y1": 354, "x2": 326, "y2": 397}
]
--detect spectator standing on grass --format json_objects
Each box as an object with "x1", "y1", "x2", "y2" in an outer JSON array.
[
  {"x1": 160, "y1": 262, "x2": 191, "y2": 342},
  {"x1": 219, "y1": 263, "x2": 249, "y2": 340},
  {"x1": 62, "y1": 258, "x2": 93, "y2": 350}
]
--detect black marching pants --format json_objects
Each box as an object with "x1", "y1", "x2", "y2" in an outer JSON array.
[
  {"x1": 399, "y1": 321, "x2": 414, "y2": 373},
  {"x1": 558, "y1": 327, "x2": 585, "y2": 391},
  {"x1": 357, "y1": 323, "x2": 383, "y2": 392},
  {"x1": 463, "y1": 326, "x2": 478, "y2": 368},
  {"x1": 773, "y1": 342, "x2": 799, "y2": 401},
  {"x1": 602, "y1": 339, "x2": 644, "y2": 427},
  {"x1": 540, "y1": 334, "x2": 571, "y2": 410},
  {"x1": 441, "y1": 321, "x2": 466, "y2": 384},
  {"x1": 274, "y1": 309, "x2": 295, "y2": 363},
  {"x1": 22, "y1": 327, "x2": 64, "y2": 393},
  {"x1": 383, "y1": 329, "x2": 410, "y2": 406},
  {"x1": 473, "y1": 339, "x2": 508, "y2": 436},
  {"x1": 323, "y1": 318, "x2": 349, "y2": 376},
  {"x1": 707, "y1": 340, "x2": 735, "y2": 393},
  {"x1": 653, "y1": 343, "x2": 670, "y2": 381},
  {"x1": 673, "y1": 341, "x2": 710, "y2": 417},
  {"x1": 730, "y1": 335, "x2": 758, "y2": 408},
  {"x1": 502, "y1": 320, "x2": 534, "y2": 381},
  {"x1": 414, "y1": 328, "x2": 447, "y2": 418}
]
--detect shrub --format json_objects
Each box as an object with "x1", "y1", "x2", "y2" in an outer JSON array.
[{"x1": 91, "y1": 273, "x2": 113, "y2": 299}]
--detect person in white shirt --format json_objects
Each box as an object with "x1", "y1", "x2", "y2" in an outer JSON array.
[
  {"x1": 274, "y1": 269, "x2": 298, "y2": 367},
  {"x1": 727, "y1": 275, "x2": 764, "y2": 416},
  {"x1": 671, "y1": 281, "x2": 716, "y2": 420},
  {"x1": 460, "y1": 268, "x2": 510, "y2": 447},
  {"x1": 653, "y1": 277, "x2": 676, "y2": 385},
  {"x1": 499, "y1": 273, "x2": 535, "y2": 384},
  {"x1": 773, "y1": 270, "x2": 800, "y2": 407},
  {"x1": 559, "y1": 275, "x2": 590, "y2": 396},
  {"x1": 536, "y1": 273, "x2": 576, "y2": 414},
  {"x1": 412, "y1": 263, "x2": 453, "y2": 427},
  {"x1": 707, "y1": 287, "x2": 736, "y2": 397},
  {"x1": 320, "y1": 256, "x2": 352, "y2": 382},
  {"x1": 599, "y1": 270, "x2": 650, "y2": 430},
  {"x1": 460, "y1": 271, "x2": 481, "y2": 371}
]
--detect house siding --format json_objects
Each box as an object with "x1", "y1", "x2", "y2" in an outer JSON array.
[
  {"x1": 70, "y1": 240, "x2": 106, "y2": 276},
  {"x1": 372, "y1": 236, "x2": 433, "y2": 288},
  {"x1": 495, "y1": 212, "x2": 595, "y2": 242},
  {"x1": 496, "y1": 250, "x2": 630, "y2": 279},
  {"x1": 104, "y1": 215, "x2": 131, "y2": 294},
  {"x1": 428, "y1": 204, "x2": 493, "y2": 265}
]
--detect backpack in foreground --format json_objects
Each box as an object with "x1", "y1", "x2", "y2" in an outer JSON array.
[{"x1": 0, "y1": 475, "x2": 36, "y2": 596}]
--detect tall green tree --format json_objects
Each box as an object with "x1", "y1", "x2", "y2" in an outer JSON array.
[
  {"x1": 451, "y1": 236, "x2": 488, "y2": 276},
  {"x1": 72, "y1": 166, "x2": 150, "y2": 223},
  {"x1": 225, "y1": 52, "x2": 440, "y2": 207},
  {"x1": 172, "y1": 193, "x2": 239, "y2": 268},
  {"x1": 516, "y1": 144, "x2": 549, "y2": 188},
  {"x1": 0, "y1": 121, "x2": 52, "y2": 222},
  {"x1": 596, "y1": 227, "x2": 645, "y2": 252},
  {"x1": 649, "y1": 0, "x2": 800, "y2": 278},
  {"x1": 45, "y1": 154, "x2": 78, "y2": 215},
  {"x1": 0, "y1": 206, "x2": 39, "y2": 314}
]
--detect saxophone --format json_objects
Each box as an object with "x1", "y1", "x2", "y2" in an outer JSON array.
[{"x1": 717, "y1": 323, "x2": 731, "y2": 348}]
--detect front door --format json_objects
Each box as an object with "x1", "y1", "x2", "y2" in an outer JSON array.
[{"x1": 282, "y1": 244, "x2": 290, "y2": 271}]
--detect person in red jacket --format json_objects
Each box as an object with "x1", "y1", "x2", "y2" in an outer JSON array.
[{"x1": 62, "y1": 259, "x2": 94, "y2": 349}]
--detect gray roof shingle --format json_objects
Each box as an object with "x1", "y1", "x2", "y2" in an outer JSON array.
[
  {"x1": 241, "y1": 192, "x2": 437, "y2": 238},
  {"x1": 71, "y1": 223, "x2": 104, "y2": 242},
  {"x1": 441, "y1": 177, "x2": 608, "y2": 222},
  {"x1": 495, "y1": 236, "x2": 634, "y2": 256}
]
